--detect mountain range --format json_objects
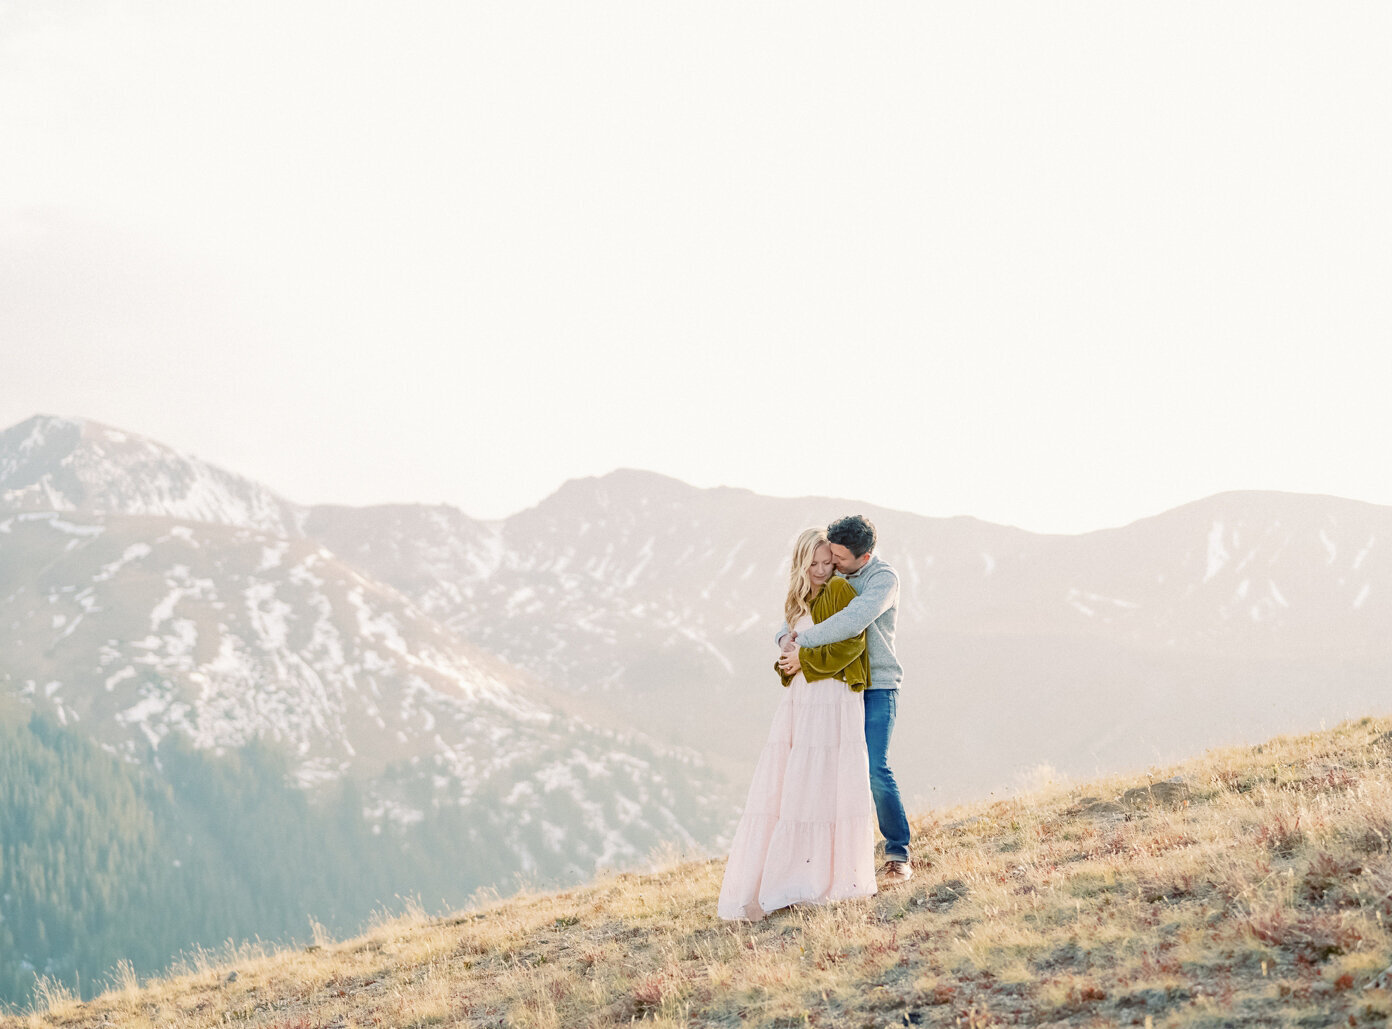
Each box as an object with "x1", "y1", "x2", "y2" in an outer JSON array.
[
  {"x1": 302, "y1": 450, "x2": 1392, "y2": 807},
  {"x1": 6, "y1": 413, "x2": 1391, "y2": 816},
  {"x1": 0, "y1": 415, "x2": 725, "y2": 883}
]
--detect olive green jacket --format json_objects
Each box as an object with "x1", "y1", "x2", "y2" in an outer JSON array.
[{"x1": 775, "y1": 577, "x2": 870, "y2": 692}]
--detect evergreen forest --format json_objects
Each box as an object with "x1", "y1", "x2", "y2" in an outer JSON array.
[{"x1": 0, "y1": 710, "x2": 521, "y2": 1010}]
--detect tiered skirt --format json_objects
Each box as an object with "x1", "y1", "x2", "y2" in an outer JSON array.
[{"x1": 717, "y1": 670, "x2": 876, "y2": 920}]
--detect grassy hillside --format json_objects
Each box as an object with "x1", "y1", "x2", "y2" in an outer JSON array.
[{"x1": 10, "y1": 716, "x2": 1392, "y2": 1028}]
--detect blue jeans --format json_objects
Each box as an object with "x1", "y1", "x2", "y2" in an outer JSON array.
[{"x1": 863, "y1": 689, "x2": 911, "y2": 862}]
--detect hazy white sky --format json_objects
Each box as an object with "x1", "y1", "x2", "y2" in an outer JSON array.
[{"x1": 2, "y1": 2, "x2": 1389, "y2": 533}]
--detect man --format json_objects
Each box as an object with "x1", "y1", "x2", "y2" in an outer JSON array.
[{"x1": 777, "y1": 514, "x2": 913, "y2": 884}]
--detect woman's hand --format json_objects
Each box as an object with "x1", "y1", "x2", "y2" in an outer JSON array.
[{"x1": 778, "y1": 650, "x2": 801, "y2": 676}]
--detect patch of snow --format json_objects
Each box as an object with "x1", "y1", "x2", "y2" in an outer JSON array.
[
  {"x1": 148, "y1": 569, "x2": 216, "y2": 642},
  {"x1": 163, "y1": 619, "x2": 199, "y2": 661},
  {"x1": 623, "y1": 537, "x2": 656, "y2": 587},
  {"x1": 46, "y1": 517, "x2": 104, "y2": 537},
  {"x1": 613, "y1": 794, "x2": 642, "y2": 824},
  {"x1": 1204, "y1": 522, "x2": 1229, "y2": 582},
  {"x1": 94, "y1": 543, "x2": 152, "y2": 583},
  {"x1": 137, "y1": 719, "x2": 167, "y2": 750},
  {"x1": 537, "y1": 763, "x2": 579, "y2": 793},
  {"x1": 54, "y1": 613, "x2": 85, "y2": 643},
  {"x1": 364, "y1": 798, "x2": 425, "y2": 827},
  {"x1": 467, "y1": 528, "x2": 507, "y2": 579},
  {"x1": 505, "y1": 586, "x2": 536, "y2": 616},
  {"x1": 258, "y1": 543, "x2": 288, "y2": 570},
  {"x1": 678, "y1": 626, "x2": 734, "y2": 675},
  {"x1": 569, "y1": 748, "x2": 612, "y2": 779},
  {"x1": 295, "y1": 758, "x2": 344, "y2": 788},
  {"x1": 1354, "y1": 583, "x2": 1371, "y2": 609},
  {"x1": 1319, "y1": 529, "x2": 1338, "y2": 564},
  {"x1": 1080, "y1": 591, "x2": 1139, "y2": 611},
  {"x1": 40, "y1": 478, "x2": 74, "y2": 511},
  {"x1": 245, "y1": 580, "x2": 292, "y2": 650},
  {"x1": 540, "y1": 820, "x2": 567, "y2": 851},
  {"x1": 589, "y1": 542, "x2": 617, "y2": 580},
  {"x1": 118, "y1": 690, "x2": 171, "y2": 727},
  {"x1": 734, "y1": 611, "x2": 762, "y2": 633},
  {"x1": 105, "y1": 667, "x2": 137, "y2": 692},
  {"x1": 149, "y1": 581, "x2": 185, "y2": 628}
]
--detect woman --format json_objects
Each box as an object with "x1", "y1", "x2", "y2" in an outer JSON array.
[{"x1": 717, "y1": 527, "x2": 877, "y2": 920}]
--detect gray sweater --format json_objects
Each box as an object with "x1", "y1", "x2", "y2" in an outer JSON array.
[{"x1": 778, "y1": 554, "x2": 903, "y2": 690}]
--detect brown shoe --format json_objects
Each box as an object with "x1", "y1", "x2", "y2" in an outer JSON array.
[{"x1": 878, "y1": 860, "x2": 913, "y2": 886}]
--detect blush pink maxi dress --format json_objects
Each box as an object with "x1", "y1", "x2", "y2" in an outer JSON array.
[{"x1": 717, "y1": 614, "x2": 877, "y2": 920}]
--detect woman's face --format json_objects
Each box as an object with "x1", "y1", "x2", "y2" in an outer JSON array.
[{"x1": 809, "y1": 543, "x2": 835, "y2": 586}]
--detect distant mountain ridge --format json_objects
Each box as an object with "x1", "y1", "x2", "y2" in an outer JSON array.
[
  {"x1": 298, "y1": 459, "x2": 1392, "y2": 806},
  {"x1": 5, "y1": 411, "x2": 1391, "y2": 810},
  {"x1": 0, "y1": 415, "x2": 306, "y2": 537}
]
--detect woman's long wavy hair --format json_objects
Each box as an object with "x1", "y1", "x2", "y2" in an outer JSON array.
[{"x1": 784, "y1": 527, "x2": 830, "y2": 631}]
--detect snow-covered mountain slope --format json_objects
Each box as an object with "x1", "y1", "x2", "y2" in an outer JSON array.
[
  {"x1": 0, "y1": 507, "x2": 725, "y2": 876},
  {"x1": 1037, "y1": 490, "x2": 1390, "y2": 651},
  {"x1": 309, "y1": 469, "x2": 1030, "y2": 695},
  {"x1": 0, "y1": 415, "x2": 305, "y2": 537},
  {"x1": 303, "y1": 503, "x2": 505, "y2": 613},
  {"x1": 312, "y1": 470, "x2": 1392, "y2": 806}
]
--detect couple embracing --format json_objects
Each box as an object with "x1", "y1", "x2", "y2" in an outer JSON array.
[{"x1": 718, "y1": 515, "x2": 912, "y2": 921}]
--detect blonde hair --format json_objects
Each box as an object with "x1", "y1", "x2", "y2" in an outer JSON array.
[{"x1": 784, "y1": 527, "x2": 830, "y2": 630}]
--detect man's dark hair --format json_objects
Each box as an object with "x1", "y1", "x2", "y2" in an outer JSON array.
[{"x1": 827, "y1": 515, "x2": 877, "y2": 558}]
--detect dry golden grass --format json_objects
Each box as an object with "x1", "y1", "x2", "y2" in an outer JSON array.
[{"x1": 12, "y1": 716, "x2": 1392, "y2": 1027}]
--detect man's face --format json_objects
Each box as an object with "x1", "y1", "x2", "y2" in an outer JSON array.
[{"x1": 828, "y1": 543, "x2": 871, "y2": 574}]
